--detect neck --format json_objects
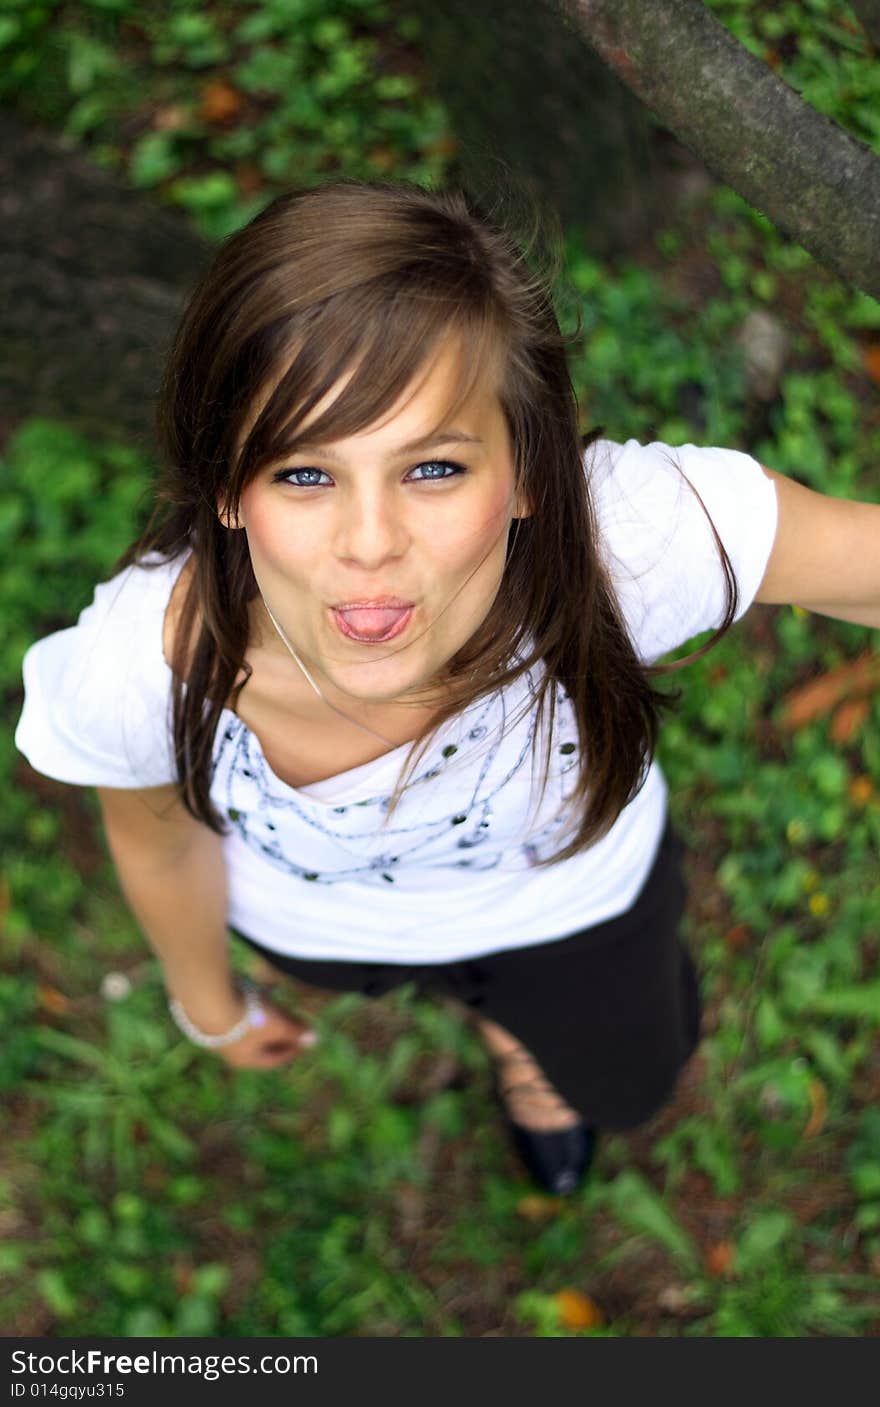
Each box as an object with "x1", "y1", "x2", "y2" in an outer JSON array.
[{"x1": 255, "y1": 594, "x2": 412, "y2": 748}]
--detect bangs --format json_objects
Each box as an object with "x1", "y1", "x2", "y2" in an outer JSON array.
[{"x1": 228, "y1": 285, "x2": 506, "y2": 507}]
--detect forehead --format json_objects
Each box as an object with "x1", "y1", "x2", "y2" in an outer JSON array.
[
  {"x1": 236, "y1": 330, "x2": 504, "y2": 461},
  {"x1": 310, "y1": 340, "x2": 500, "y2": 442}
]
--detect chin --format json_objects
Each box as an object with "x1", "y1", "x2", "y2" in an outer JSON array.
[{"x1": 330, "y1": 663, "x2": 419, "y2": 700}]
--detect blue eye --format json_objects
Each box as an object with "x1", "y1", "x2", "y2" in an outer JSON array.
[
  {"x1": 272, "y1": 460, "x2": 466, "y2": 488},
  {"x1": 277, "y1": 467, "x2": 331, "y2": 488},
  {"x1": 408, "y1": 460, "x2": 465, "y2": 482}
]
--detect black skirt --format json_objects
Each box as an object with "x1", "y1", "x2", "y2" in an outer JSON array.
[{"x1": 233, "y1": 817, "x2": 698, "y2": 1130}]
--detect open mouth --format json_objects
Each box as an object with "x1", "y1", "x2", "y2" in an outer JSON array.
[{"x1": 331, "y1": 605, "x2": 414, "y2": 643}]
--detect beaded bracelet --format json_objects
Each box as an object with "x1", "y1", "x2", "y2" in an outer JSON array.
[{"x1": 167, "y1": 979, "x2": 267, "y2": 1049}]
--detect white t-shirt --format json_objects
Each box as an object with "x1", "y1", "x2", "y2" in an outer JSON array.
[{"x1": 15, "y1": 439, "x2": 778, "y2": 963}]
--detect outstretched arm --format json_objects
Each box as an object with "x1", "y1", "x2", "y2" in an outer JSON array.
[{"x1": 755, "y1": 467, "x2": 880, "y2": 628}]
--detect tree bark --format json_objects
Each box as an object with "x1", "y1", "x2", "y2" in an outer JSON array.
[
  {"x1": 557, "y1": 0, "x2": 880, "y2": 298},
  {"x1": 0, "y1": 113, "x2": 212, "y2": 452},
  {"x1": 403, "y1": 0, "x2": 662, "y2": 257}
]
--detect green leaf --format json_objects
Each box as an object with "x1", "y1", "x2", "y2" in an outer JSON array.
[
  {"x1": 0, "y1": 1244, "x2": 30, "y2": 1274},
  {"x1": 734, "y1": 1209, "x2": 794, "y2": 1274},
  {"x1": 851, "y1": 1164, "x2": 880, "y2": 1200},
  {"x1": 606, "y1": 1170, "x2": 700, "y2": 1274},
  {"x1": 806, "y1": 983, "x2": 880, "y2": 1022},
  {"x1": 129, "y1": 131, "x2": 182, "y2": 188},
  {"x1": 755, "y1": 994, "x2": 789, "y2": 1051},
  {"x1": 36, "y1": 1026, "x2": 112, "y2": 1072},
  {"x1": 191, "y1": 1263, "x2": 231, "y2": 1298},
  {"x1": 166, "y1": 170, "x2": 239, "y2": 211},
  {"x1": 123, "y1": 1306, "x2": 170, "y2": 1337},
  {"x1": 36, "y1": 1268, "x2": 77, "y2": 1319}
]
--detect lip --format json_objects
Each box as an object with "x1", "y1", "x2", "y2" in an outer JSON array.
[
  {"x1": 331, "y1": 604, "x2": 415, "y2": 643},
  {"x1": 331, "y1": 597, "x2": 415, "y2": 609}
]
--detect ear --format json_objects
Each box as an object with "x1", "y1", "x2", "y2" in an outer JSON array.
[
  {"x1": 217, "y1": 493, "x2": 244, "y2": 530},
  {"x1": 512, "y1": 486, "x2": 533, "y2": 520}
]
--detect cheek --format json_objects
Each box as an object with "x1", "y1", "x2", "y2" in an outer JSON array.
[
  {"x1": 456, "y1": 485, "x2": 515, "y2": 568},
  {"x1": 427, "y1": 483, "x2": 514, "y2": 565},
  {"x1": 240, "y1": 491, "x2": 310, "y2": 572}
]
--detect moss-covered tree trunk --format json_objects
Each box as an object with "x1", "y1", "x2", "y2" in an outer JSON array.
[
  {"x1": 558, "y1": 0, "x2": 880, "y2": 298},
  {"x1": 0, "y1": 113, "x2": 211, "y2": 453}
]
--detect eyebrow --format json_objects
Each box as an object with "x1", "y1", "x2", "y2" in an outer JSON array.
[{"x1": 286, "y1": 430, "x2": 484, "y2": 462}]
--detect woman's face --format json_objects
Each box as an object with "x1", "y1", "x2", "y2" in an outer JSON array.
[{"x1": 232, "y1": 340, "x2": 529, "y2": 712}]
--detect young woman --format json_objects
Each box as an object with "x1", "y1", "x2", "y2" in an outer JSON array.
[{"x1": 15, "y1": 179, "x2": 880, "y2": 1197}]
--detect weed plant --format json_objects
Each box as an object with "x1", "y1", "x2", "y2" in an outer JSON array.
[{"x1": 1, "y1": 0, "x2": 879, "y2": 1338}]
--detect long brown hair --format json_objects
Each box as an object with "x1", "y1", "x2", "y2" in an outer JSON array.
[{"x1": 112, "y1": 177, "x2": 738, "y2": 866}]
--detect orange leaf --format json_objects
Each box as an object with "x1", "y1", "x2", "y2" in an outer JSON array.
[
  {"x1": 724, "y1": 923, "x2": 753, "y2": 953},
  {"x1": 553, "y1": 1288, "x2": 604, "y2": 1329},
  {"x1": 704, "y1": 1240, "x2": 735, "y2": 1277},
  {"x1": 803, "y1": 1078, "x2": 828, "y2": 1138},
  {"x1": 423, "y1": 134, "x2": 460, "y2": 158},
  {"x1": 367, "y1": 146, "x2": 397, "y2": 172},
  {"x1": 37, "y1": 984, "x2": 70, "y2": 1014},
  {"x1": 235, "y1": 162, "x2": 265, "y2": 196},
  {"x1": 516, "y1": 1193, "x2": 565, "y2": 1221},
  {"x1": 830, "y1": 696, "x2": 870, "y2": 745},
  {"x1": 199, "y1": 79, "x2": 244, "y2": 125},
  {"x1": 861, "y1": 343, "x2": 880, "y2": 387},
  {"x1": 780, "y1": 651, "x2": 880, "y2": 730},
  {"x1": 849, "y1": 775, "x2": 874, "y2": 807}
]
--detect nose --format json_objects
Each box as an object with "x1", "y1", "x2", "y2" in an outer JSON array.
[{"x1": 333, "y1": 484, "x2": 410, "y2": 569}]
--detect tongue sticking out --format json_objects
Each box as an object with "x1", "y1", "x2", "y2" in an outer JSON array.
[{"x1": 336, "y1": 606, "x2": 411, "y2": 639}]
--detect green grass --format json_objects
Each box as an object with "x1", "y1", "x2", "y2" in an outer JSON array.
[{"x1": 2, "y1": 0, "x2": 880, "y2": 1338}]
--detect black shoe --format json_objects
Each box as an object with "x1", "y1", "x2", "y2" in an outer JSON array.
[
  {"x1": 505, "y1": 1115, "x2": 596, "y2": 1196},
  {"x1": 491, "y1": 1061, "x2": 596, "y2": 1195}
]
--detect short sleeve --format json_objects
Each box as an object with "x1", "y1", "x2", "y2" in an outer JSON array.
[
  {"x1": 588, "y1": 438, "x2": 779, "y2": 663},
  {"x1": 14, "y1": 556, "x2": 183, "y2": 788}
]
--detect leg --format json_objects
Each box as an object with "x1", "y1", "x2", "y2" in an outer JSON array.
[
  {"x1": 476, "y1": 1015, "x2": 584, "y2": 1132},
  {"x1": 464, "y1": 821, "x2": 696, "y2": 1132}
]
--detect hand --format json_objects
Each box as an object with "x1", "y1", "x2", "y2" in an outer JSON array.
[{"x1": 214, "y1": 993, "x2": 318, "y2": 1070}]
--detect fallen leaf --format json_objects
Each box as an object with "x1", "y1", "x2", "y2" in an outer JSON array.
[
  {"x1": 657, "y1": 1284, "x2": 693, "y2": 1312},
  {"x1": 779, "y1": 651, "x2": 880, "y2": 731},
  {"x1": 849, "y1": 775, "x2": 874, "y2": 807},
  {"x1": 367, "y1": 146, "x2": 397, "y2": 171},
  {"x1": 152, "y1": 104, "x2": 191, "y2": 132},
  {"x1": 553, "y1": 1288, "x2": 604, "y2": 1329},
  {"x1": 37, "y1": 984, "x2": 70, "y2": 1014},
  {"x1": 830, "y1": 696, "x2": 870, "y2": 744},
  {"x1": 423, "y1": 134, "x2": 460, "y2": 158},
  {"x1": 516, "y1": 1193, "x2": 566, "y2": 1221},
  {"x1": 704, "y1": 1240, "x2": 735, "y2": 1277},
  {"x1": 199, "y1": 79, "x2": 244, "y2": 125},
  {"x1": 235, "y1": 162, "x2": 265, "y2": 196},
  {"x1": 862, "y1": 343, "x2": 880, "y2": 387},
  {"x1": 803, "y1": 1078, "x2": 828, "y2": 1138},
  {"x1": 724, "y1": 923, "x2": 752, "y2": 953}
]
